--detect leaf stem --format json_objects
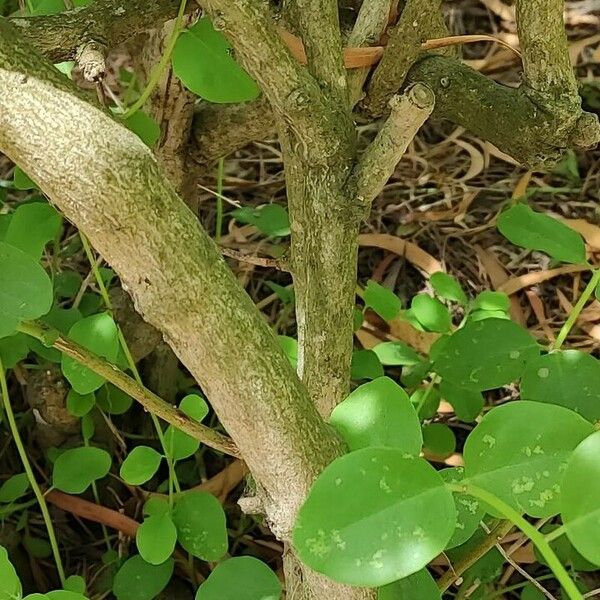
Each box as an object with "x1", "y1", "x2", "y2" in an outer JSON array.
[
  {"x1": 554, "y1": 269, "x2": 600, "y2": 350},
  {"x1": 447, "y1": 483, "x2": 582, "y2": 600},
  {"x1": 0, "y1": 358, "x2": 66, "y2": 585},
  {"x1": 544, "y1": 524, "x2": 566, "y2": 543},
  {"x1": 121, "y1": 0, "x2": 188, "y2": 119}
]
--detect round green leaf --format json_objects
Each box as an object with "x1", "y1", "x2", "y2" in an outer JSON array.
[
  {"x1": 52, "y1": 446, "x2": 112, "y2": 494},
  {"x1": 231, "y1": 205, "x2": 290, "y2": 238},
  {"x1": 96, "y1": 383, "x2": 133, "y2": 415},
  {"x1": 64, "y1": 575, "x2": 86, "y2": 594},
  {"x1": 521, "y1": 350, "x2": 600, "y2": 423},
  {"x1": 0, "y1": 333, "x2": 29, "y2": 369},
  {"x1": 120, "y1": 446, "x2": 163, "y2": 486},
  {"x1": 329, "y1": 377, "x2": 422, "y2": 454},
  {"x1": 23, "y1": 535, "x2": 52, "y2": 559},
  {"x1": 422, "y1": 423, "x2": 455, "y2": 458},
  {"x1": 0, "y1": 544, "x2": 21, "y2": 600},
  {"x1": 440, "y1": 468, "x2": 484, "y2": 549},
  {"x1": 61, "y1": 313, "x2": 119, "y2": 394},
  {"x1": 377, "y1": 568, "x2": 440, "y2": 600},
  {"x1": 439, "y1": 380, "x2": 484, "y2": 422},
  {"x1": 0, "y1": 473, "x2": 30, "y2": 503},
  {"x1": 433, "y1": 319, "x2": 540, "y2": 391},
  {"x1": 164, "y1": 426, "x2": 199, "y2": 461},
  {"x1": 0, "y1": 241, "x2": 53, "y2": 338},
  {"x1": 112, "y1": 555, "x2": 174, "y2": 600},
  {"x1": 497, "y1": 203, "x2": 586, "y2": 264},
  {"x1": 4, "y1": 202, "x2": 62, "y2": 260},
  {"x1": 464, "y1": 401, "x2": 594, "y2": 517},
  {"x1": 46, "y1": 593, "x2": 89, "y2": 600},
  {"x1": 520, "y1": 583, "x2": 546, "y2": 600},
  {"x1": 410, "y1": 294, "x2": 452, "y2": 333},
  {"x1": 172, "y1": 17, "x2": 260, "y2": 103},
  {"x1": 66, "y1": 389, "x2": 96, "y2": 417},
  {"x1": 471, "y1": 291, "x2": 510, "y2": 313},
  {"x1": 364, "y1": 280, "x2": 402, "y2": 322},
  {"x1": 195, "y1": 556, "x2": 280, "y2": 600},
  {"x1": 179, "y1": 393, "x2": 209, "y2": 422},
  {"x1": 122, "y1": 111, "x2": 160, "y2": 148},
  {"x1": 351, "y1": 349, "x2": 384, "y2": 380},
  {"x1": 430, "y1": 272, "x2": 467, "y2": 305},
  {"x1": 534, "y1": 524, "x2": 597, "y2": 572},
  {"x1": 293, "y1": 448, "x2": 456, "y2": 587},
  {"x1": 136, "y1": 514, "x2": 177, "y2": 565},
  {"x1": 372, "y1": 341, "x2": 421, "y2": 366},
  {"x1": 144, "y1": 497, "x2": 170, "y2": 518},
  {"x1": 561, "y1": 430, "x2": 600, "y2": 565},
  {"x1": 410, "y1": 386, "x2": 440, "y2": 420},
  {"x1": 172, "y1": 491, "x2": 228, "y2": 561}
]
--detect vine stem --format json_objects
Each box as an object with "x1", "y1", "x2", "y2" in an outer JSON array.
[
  {"x1": 121, "y1": 0, "x2": 187, "y2": 119},
  {"x1": 447, "y1": 483, "x2": 583, "y2": 600},
  {"x1": 554, "y1": 269, "x2": 600, "y2": 350},
  {"x1": 0, "y1": 358, "x2": 66, "y2": 585}
]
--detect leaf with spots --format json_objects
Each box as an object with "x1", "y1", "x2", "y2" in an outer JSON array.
[
  {"x1": 172, "y1": 491, "x2": 228, "y2": 561},
  {"x1": 293, "y1": 448, "x2": 456, "y2": 587},
  {"x1": 464, "y1": 401, "x2": 593, "y2": 518},
  {"x1": 433, "y1": 319, "x2": 540, "y2": 391}
]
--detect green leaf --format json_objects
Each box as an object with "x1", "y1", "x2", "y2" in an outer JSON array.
[
  {"x1": 351, "y1": 349, "x2": 384, "y2": 380},
  {"x1": 64, "y1": 575, "x2": 86, "y2": 594},
  {"x1": 264, "y1": 282, "x2": 294, "y2": 304},
  {"x1": 231, "y1": 205, "x2": 290, "y2": 237},
  {"x1": 430, "y1": 272, "x2": 467, "y2": 305},
  {"x1": 372, "y1": 341, "x2": 421, "y2": 366},
  {"x1": 471, "y1": 291, "x2": 510, "y2": 313},
  {"x1": 96, "y1": 383, "x2": 133, "y2": 415},
  {"x1": 520, "y1": 583, "x2": 546, "y2": 600},
  {"x1": 0, "y1": 333, "x2": 30, "y2": 368},
  {"x1": 433, "y1": 319, "x2": 540, "y2": 391},
  {"x1": 23, "y1": 535, "x2": 52, "y2": 559},
  {"x1": 401, "y1": 360, "x2": 431, "y2": 388},
  {"x1": 52, "y1": 446, "x2": 112, "y2": 494},
  {"x1": 13, "y1": 166, "x2": 37, "y2": 190},
  {"x1": 164, "y1": 425, "x2": 199, "y2": 461},
  {"x1": 377, "y1": 568, "x2": 440, "y2": 600},
  {"x1": 329, "y1": 377, "x2": 422, "y2": 454},
  {"x1": 0, "y1": 241, "x2": 53, "y2": 338},
  {"x1": 439, "y1": 380, "x2": 484, "y2": 422},
  {"x1": 293, "y1": 448, "x2": 456, "y2": 587},
  {"x1": 61, "y1": 313, "x2": 119, "y2": 394},
  {"x1": 277, "y1": 335, "x2": 298, "y2": 369},
  {"x1": 112, "y1": 556, "x2": 174, "y2": 600},
  {"x1": 28, "y1": 0, "x2": 65, "y2": 16},
  {"x1": 534, "y1": 524, "x2": 597, "y2": 572},
  {"x1": 136, "y1": 514, "x2": 177, "y2": 565},
  {"x1": 464, "y1": 401, "x2": 594, "y2": 517},
  {"x1": 172, "y1": 17, "x2": 260, "y2": 103},
  {"x1": 195, "y1": 556, "x2": 281, "y2": 600},
  {"x1": 410, "y1": 386, "x2": 440, "y2": 419},
  {"x1": 422, "y1": 423, "x2": 455, "y2": 458},
  {"x1": 0, "y1": 545, "x2": 22, "y2": 600},
  {"x1": 364, "y1": 280, "x2": 402, "y2": 321},
  {"x1": 4, "y1": 202, "x2": 62, "y2": 259},
  {"x1": 55, "y1": 271, "x2": 83, "y2": 299},
  {"x1": 410, "y1": 295, "x2": 452, "y2": 333},
  {"x1": 179, "y1": 393, "x2": 209, "y2": 422},
  {"x1": 122, "y1": 111, "x2": 160, "y2": 147},
  {"x1": 560, "y1": 430, "x2": 600, "y2": 565},
  {"x1": 120, "y1": 446, "x2": 163, "y2": 486},
  {"x1": 440, "y1": 468, "x2": 485, "y2": 550},
  {"x1": 0, "y1": 473, "x2": 30, "y2": 503},
  {"x1": 144, "y1": 497, "x2": 170, "y2": 518},
  {"x1": 468, "y1": 309, "x2": 510, "y2": 322},
  {"x1": 172, "y1": 491, "x2": 228, "y2": 561},
  {"x1": 521, "y1": 350, "x2": 600, "y2": 423},
  {"x1": 497, "y1": 204, "x2": 586, "y2": 264},
  {"x1": 66, "y1": 390, "x2": 96, "y2": 417}
]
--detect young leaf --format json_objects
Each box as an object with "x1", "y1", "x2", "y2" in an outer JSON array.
[
  {"x1": 122, "y1": 111, "x2": 160, "y2": 148},
  {"x1": 497, "y1": 204, "x2": 586, "y2": 264},
  {"x1": 63, "y1": 575, "x2": 86, "y2": 594},
  {"x1": 560, "y1": 430, "x2": 600, "y2": 565},
  {"x1": 0, "y1": 241, "x2": 53, "y2": 338},
  {"x1": 194, "y1": 556, "x2": 281, "y2": 600},
  {"x1": 144, "y1": 497, "x2": 170, "y2": 518},
  {"x1": 52, "y1": 446, "x2": 112, "y2": 494},
  {"x1": 120, "y1": 446, "x2": 163, "y2": 486},
  {"x1": 464, "y1": 401, "x2": 594, "y2": 518},
  {"x1": 410, "y1": 386, "x2": 440, "y2": 420},
  {"x1": 172, "y1": 17, "x2": 260, "y2": 103},
  {"x1": 277, "y1": 335, "x2": 298, "y2": 369},
  {"x1": 422, "y1": 423, "x2": 455, "y2": 458},
  {"x1": 520, "y1": 350, "x2": 600, "y2": 423},
  {"x1": 363, "y1": 280, "x2": 402, "y2": 321},
  {"x1": 4, "y1": 202, "x2": 62, "y2": 259},
  {"x1": 179, "y1": 393, "x2": 209, "y2": 422},
  {"x1": 440, "y1": 468, "x2": 485, "y2": 550},
  {"x1": 433, "y1": 319, "x2": 540, "y2": 391},
  {"x1": 0, "y1": 473, "x2": 30, "y2": 503},
  {"x1": 0, "y1": 545, "x2": 22, "y2": 600},
  {"x1": 471, "y1": 291, "x2": 510, "y2": 313},
  {"x1": 430, "y1": 272, "x2": 467, "y2": 305},
  {"x1": 66, "y1": 390, "x2": 96, "y2": 417},
  {"x1": 350, "y1": 349, "x2": 384, "y2": 380},
  {"x1": 0, "y1": 333, "x2": 30, "y2": 369},
  {"x1": 61, "y1": 313, "x2": 119, "y2": 394},
  {"x1": 439, "y1": 380, "x2": 484, "y2": 422},
  {"x1": 136, "y1": 514, "x2": 177, "y2": 565},
  {"x1": 231, "y1": 205, "x2": 290, "y2": 237},
  {"x1": 329, "y1": 377, "x2": 422, "y2": 454},
  {"x1": 293, "y1": 448, "x2": 456, "y2": 587},
  {"x1": 377, "y1": 568, "x2": 440, "y2": 600},
  {"x1": 372, "y1": 341, "x2": 421, "y2": 366},
  {"x1": 13, "y1": 166, "x2": 37, "y2": 190},
  {"x1": 96, "y1": 383, "x2": 133, "y2": 415},
  {"x1": 172, "y1": 491, "x2": 228, "y2": 561},
  {"x1": 112, "y1": 556, "x2": 174, "y2": 600},
  {"x1": 410, "y1": 294, "x2": 452, "y2": 333}
]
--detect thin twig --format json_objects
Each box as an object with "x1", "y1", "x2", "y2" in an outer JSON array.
[{"x1": 220, "y1": 247, "x2": 288, "y2": 271}]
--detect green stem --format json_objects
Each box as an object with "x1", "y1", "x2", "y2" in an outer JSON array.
[
  {"x1": 448, "y1": 482, "x2": 582, "y2": 600},
  {"x1": 215, "y1": 158, "x2": 225, "y2": 244},
  {"x1": 121, "y1": 0, "x2": 187, "y2": 119},
  {"x1": 545, "y1": 524, "x2": 566, "y2": 543},
  {"x1": 554, "y1": 269, "x2": 600, "y2": 350},
  {"x1": 0, "y1": 359, "x2": 66, "y2": 585}
]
